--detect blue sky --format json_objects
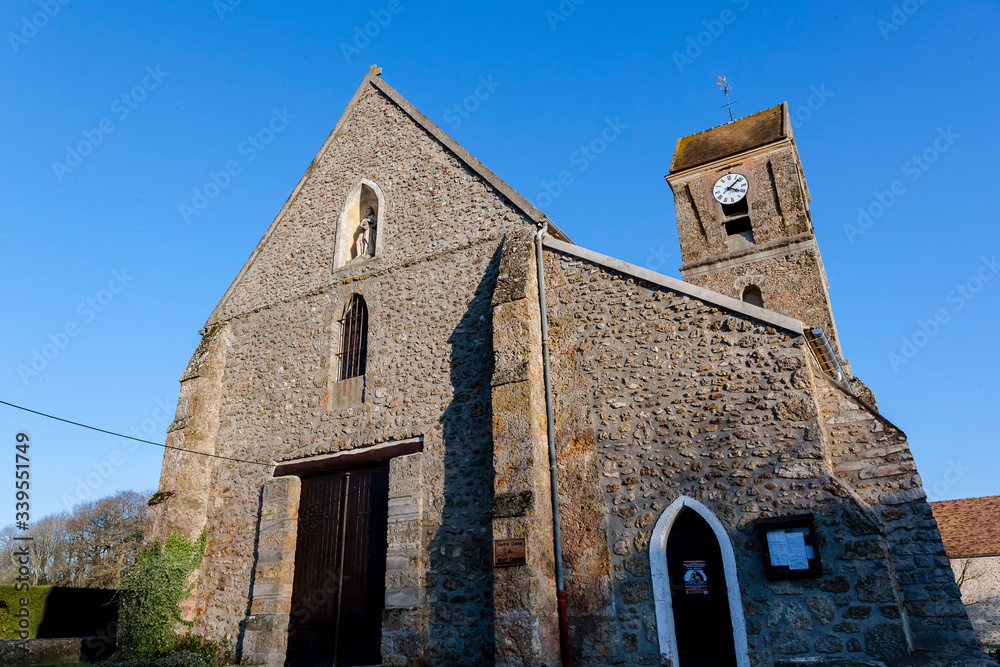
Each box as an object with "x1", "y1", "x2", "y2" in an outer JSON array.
[{"x1": 1, "y1": 0, "x2": 998, "y2": 526}]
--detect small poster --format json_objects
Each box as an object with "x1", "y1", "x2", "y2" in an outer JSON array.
[
  {"x1": 766, "y1": 529, "x2": 811, "y2": 570},
  {"x1": 784, "y1": 531, "x2": 810, "y2": 571},
  {"x1": 683, "y1": 560, "x2": 708, "y2": 595},
  {"x1": 766, "y1": 530, "x2": 789, "y2": 567}
]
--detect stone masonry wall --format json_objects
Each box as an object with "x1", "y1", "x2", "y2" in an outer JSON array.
[
  {"x1": 670, "y1": 144, "x2": 810, "y2": 267},
  {"x1": 147, "y1": 323, "x2": 230, "y2": 547},
  {"x1": 539, "y1": 251, "x2": 615, "y2": 663},
  {"x1": 175, "y1": 238, "x2": 503, "y2": 664},
  {"x1": 151, "y1": 75, "x2": 549, "y2": 665},
  {"x1": 241, "y1": 476, "x2": 299, "y2": 667},
  {"x1": 489, "y1": 232, "x2": 560, "y2": 666},
  {"x1": 685, "y1": 247, "x2": 842, "y2": 358},
  {"x1": 950, "y1": 556, "x2": 1000, "y2": 649},
  {"x1": 381, "y1": 452, "x2": 430, "y2": 664},
  {"x1": 817, "y1": 374, "x2": 983, "y2": 655},
  {"x1": 542, "y1": 247, "x2": 918, "y2": 665},
  {"x1": 208, "y1": 79, "x2": 535, "y2": 324}
]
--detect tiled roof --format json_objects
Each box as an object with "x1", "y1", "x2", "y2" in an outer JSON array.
[
  {"x1": 669, "y1": 103, "x2": 790, "y2": 174},
  {"x1": 930, "y1": 496, "x2": 1000, "y2": 558}
]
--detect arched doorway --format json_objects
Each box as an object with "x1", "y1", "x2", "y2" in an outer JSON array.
[{"x1": 650, "y1": 497, "x2": 749, "y2": 667}]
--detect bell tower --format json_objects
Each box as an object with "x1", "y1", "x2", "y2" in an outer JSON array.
[{"x1": 665, "y1": 103, "x2": 843, "y2": 357}]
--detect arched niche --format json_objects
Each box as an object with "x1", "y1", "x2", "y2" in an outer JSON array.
[
  {"x1": 333, "y1": 179, "x2": 386, "y2": 270},
  {"x1": 649, "y1": 495, "x2": 750, "y2": 667},
  {"x1": 741, "y1": 285, "x2": 764, "y2": 308}
]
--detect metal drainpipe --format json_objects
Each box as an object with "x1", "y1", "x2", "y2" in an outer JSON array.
[{"x1": 534, "y1": 220, "x2": 571, "y2": 667}]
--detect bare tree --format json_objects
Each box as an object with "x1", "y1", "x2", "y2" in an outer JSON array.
[
  {"x1": 955, "y1": 558, "x2": 980, "y2": 606},
  {"x1": 68, "y1": 490, "x2": 147, "y2": 588},
  {"x1": 0, "y1": 489, "x2": 150, "y2": 589},
  {"x1": 0, "y1": 525, "x2": 21, "y2": 584},
  {"x1": 28, "y1": 513, "x2": 70, "y2": 586}
]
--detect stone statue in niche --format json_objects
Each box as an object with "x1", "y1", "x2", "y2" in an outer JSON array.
[{"x1": 354, "y1": 205, "x2": 377, "y2": 258}]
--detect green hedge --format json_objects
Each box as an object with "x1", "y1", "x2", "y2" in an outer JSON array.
[
  {"x1": 0, "y1": 586, "x2": 117, "y2": 640},
  {"x1": 0, "y1": 585, "x2": 51, "y2": 639}
]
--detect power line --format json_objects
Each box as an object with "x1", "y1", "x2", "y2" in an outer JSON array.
[{"x1": 0, "y1": 399, "x2": 272, "y2": 468}]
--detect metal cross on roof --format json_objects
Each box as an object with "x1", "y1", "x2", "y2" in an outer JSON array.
[{"x1": 716, "y1": 75, "x2": 738, "y2": 122}]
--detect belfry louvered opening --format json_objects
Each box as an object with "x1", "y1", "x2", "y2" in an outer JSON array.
[{"x1": 337, "y1": 295, "x2": 368, "y2": 380}]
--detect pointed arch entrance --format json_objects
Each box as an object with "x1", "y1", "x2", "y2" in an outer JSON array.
[{"x1": 649, "y1": 496, "x2": 750, "y2": 667}]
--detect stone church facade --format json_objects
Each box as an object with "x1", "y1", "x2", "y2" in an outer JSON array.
[{"x1": 146, "y1": 68, "x2": 990, "y2": 666}]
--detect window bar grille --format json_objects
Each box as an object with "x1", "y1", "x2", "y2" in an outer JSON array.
[{"x1": 338, "y1": 295, "x2": 368, "y2": 380}]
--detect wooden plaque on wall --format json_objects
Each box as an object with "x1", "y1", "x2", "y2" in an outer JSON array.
[{"x1": 494, "y1": 538, "x2": 527, "y2": 567}]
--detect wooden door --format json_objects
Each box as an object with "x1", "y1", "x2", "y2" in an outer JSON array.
[
  {"x1": 667, "y1": 508, "x2": 737, "y2": 667},
  {"x1": 286, "y1": 465, "x2": 389, "y2": 667}
]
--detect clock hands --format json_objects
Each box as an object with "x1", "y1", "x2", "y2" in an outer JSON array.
[{"x1": 714, "y1": 174, "x2": 747, "y2": 203}]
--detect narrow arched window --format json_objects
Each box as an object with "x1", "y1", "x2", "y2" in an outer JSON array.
[
  {"x1": 338, "y1": 295, "x2": 368, "y2": 380},
  {"x1": 741, "y1": 285, "x2": 764, "y2": 308}
]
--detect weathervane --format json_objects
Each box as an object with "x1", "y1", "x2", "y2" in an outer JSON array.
[{"x1": 716, "y1": 75, "x2": 738, "y2": 122}]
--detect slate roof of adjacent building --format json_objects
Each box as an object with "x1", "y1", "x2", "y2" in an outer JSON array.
[
  {"x1": 669, "y1": 103, "x2": 791, "y2": 174},
  {"x1": 930, "y1": 495, "x2": 1000, "y2": 558}
]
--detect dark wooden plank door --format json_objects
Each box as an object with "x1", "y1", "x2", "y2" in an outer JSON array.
[{"x1": 287, "y1": 465, "x2": 389, "y2": 667}]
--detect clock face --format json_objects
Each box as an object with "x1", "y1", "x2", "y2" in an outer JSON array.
[{"x1": 713, "y1": 173, "x2": 749, "y2": 205}]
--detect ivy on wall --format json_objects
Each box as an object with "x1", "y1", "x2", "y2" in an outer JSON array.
[{"x1": 116, "y1": 530, "x2": 207, "y2": 661}]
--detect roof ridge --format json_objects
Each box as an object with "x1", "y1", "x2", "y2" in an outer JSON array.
[
  {"x1": 674, "y1": 102, "x2": 786, "y2": 141},
  {"x1": 205, "y1": 70, "x2": 571, "y2": 326},
  {"x1": 369, "y1": 75, "x2": 572, "y2": 243},
  {"x1": 930, "y1": 495, "x2": 1000, "y2": 504},
  {"x1": 542, "y1": 236, "x2": 804, "y2": 334}
]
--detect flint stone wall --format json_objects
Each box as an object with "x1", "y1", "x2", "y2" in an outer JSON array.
[
  {"x1": 206, "y1": 82, "x2": 534, "y2": 324},
  {"x1": 179, "y1": 238, "x2": 502, "y2": 665},
  {"x1": 818, "y1": 378, "x2": 983, "y2": 655},
  {"x1": 683, "y1": 246, "x2": 841, "y2": 355},
  {"x1": 151, "y1": 79, "x2": 546, "y2": 665},
  {"x1": 542, "y1": 247, "x2": 917, "y2": 666}
]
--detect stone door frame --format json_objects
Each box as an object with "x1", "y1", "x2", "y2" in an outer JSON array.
[
  {"x1": 243, "y1": 437, "x2": 424, "y2": 667},
  {"x1": 649, "y1": 495, "x2": 750, "y2": 667}
]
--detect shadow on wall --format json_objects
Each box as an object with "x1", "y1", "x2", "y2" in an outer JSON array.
[
  {"x1": 235, "y1": 483, "x2": 266, "y2": 664},
  {"x1": 425, "y1": 244, "x2": 501, "y2": 663}
]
